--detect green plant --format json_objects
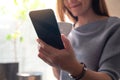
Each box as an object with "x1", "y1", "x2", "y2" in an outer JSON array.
[
  {"x1": 13, "y1": 0, "x2": 46, "y2": 20},
  {"x1": 0, "y1": 0, "x2": 46, "y2": 61},
  {"x1": 6, "y1": 30, "x2": 24, "y2": 61}
]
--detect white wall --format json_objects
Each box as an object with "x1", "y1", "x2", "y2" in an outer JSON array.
[{"x1": 106, "y1": 0, "x2": 120, "y2": 17}]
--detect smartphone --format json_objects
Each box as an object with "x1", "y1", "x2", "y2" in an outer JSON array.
[{"x1": 29, "y1": 9, "x2": 64, "y2": 49}]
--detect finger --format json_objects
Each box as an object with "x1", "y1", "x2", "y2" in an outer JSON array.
[
  {"x1": 37, "y1": 43, "x2": 41, "y2": 50},
  {"x1": 38, "y1": 52, "x2": 51, "y2": 65},
  {"x1": 39, "y1": 46, "x2": 52, "y2": 57},
  {"x1": 37, "y1": 38, "x2": 44, "y2": 47},
  {"x1": 38, "y1": 45, "x2": 61, "y2": 67},
  {"x1": 38, "y1": 52, "x2": 55, "y2": 66},
  {"x1": 37, "y1": 38, "x2": 59, "y2": 55},
  {"x1": 61, "y1": 34, "x2": 72, "y2": 50}
]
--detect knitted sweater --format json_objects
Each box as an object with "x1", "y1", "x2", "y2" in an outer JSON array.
[{"x1": 61, "y1": 17, "x2": 120, "y2": 80}]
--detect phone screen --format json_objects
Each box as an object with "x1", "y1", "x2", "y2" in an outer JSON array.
[{"x1": 29, "y1": 9, "x2": 64, "y2": 49}]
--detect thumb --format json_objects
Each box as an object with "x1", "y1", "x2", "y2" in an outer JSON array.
[{"x1": 61, "y1": 34, "x2": 72, "y2": 50}]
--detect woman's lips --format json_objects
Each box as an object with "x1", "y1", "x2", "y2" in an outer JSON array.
[{"x1": 69, "y1": 3, "x2": 81, "y2": 9}]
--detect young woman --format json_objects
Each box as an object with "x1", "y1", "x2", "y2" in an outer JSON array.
[{"x1": 37, "y1": 0, "x2": 120, "y2": 80}]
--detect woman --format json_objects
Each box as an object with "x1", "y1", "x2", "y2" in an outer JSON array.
[{"x1": 37, "y1": 0, "x2": 120, "y2": 80}]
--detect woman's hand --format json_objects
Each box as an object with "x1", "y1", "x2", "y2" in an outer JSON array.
[
  {"x1": 37, "y1": 34, "x2": 80, "y2": 72},
  {"x1": 37, "y1": 34, "x2": 112, "y2": 80}
]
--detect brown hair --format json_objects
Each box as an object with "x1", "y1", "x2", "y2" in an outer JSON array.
[
  {"x1": 92, "y1": 0, "x2": 109, "y2": 16},
  {"x1": 56, "y1": 0, "x2": 109, "y2": 22}
]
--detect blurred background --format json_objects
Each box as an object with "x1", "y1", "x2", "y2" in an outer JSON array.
[
  {"x1": 0, "y1": 0, "x2": 120, "y2": 80},
  {"x1": 0, "y1": 0, "x2": 57, "y2": 80}
]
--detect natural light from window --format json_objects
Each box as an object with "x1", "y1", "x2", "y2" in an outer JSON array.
[{"x1": 0, "y1": 0, "x2": 57, "y2": 80}]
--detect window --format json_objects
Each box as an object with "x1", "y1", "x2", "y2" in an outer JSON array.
[{"x1": 0, "y1": 0, "x2": 57, "y2": 80}]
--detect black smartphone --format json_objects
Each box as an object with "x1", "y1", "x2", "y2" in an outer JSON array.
[{"x1": 29, "y1": 9, "x2": 64, "y2": 49}]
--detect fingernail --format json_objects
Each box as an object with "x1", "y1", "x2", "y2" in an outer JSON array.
[{"x1": 40, "y1": 42, "x2": 44, "y2": 48}]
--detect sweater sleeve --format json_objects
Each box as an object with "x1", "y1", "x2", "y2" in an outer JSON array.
[{"x1": 98, "y1": 22, "x2": 120, "y2": 80}]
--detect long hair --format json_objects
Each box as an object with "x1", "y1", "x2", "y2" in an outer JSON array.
[
  {"x1": 56, "y1": 0, "x2": 109, "y2": 22},
  {"x1": 92, "y1": 0, "x2": 109, "y2": 16}
]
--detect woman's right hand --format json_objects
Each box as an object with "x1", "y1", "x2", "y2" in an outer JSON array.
[{"x1": 37, "y1": 34, "x2": 82, "y2": 74}]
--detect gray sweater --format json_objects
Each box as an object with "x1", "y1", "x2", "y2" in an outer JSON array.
[{"x1": 61, "y1": 17, "x2": 120, "y2": 80}]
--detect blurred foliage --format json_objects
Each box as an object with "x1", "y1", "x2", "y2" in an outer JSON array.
[
  {"x1": 13, "y1": 0, "x2": 46, "y2": 20},
  {"x1": 0, "y1": 0, "x2": 47, "y2": 60},
  {"x1": 0, "y1": 0, "x2": 46, "y2": 42},
  {"x1": 6, "y1": 30, "x2": 24, "y2": 42},
  {"x1": 0, "y1": 0, "x2": 46, "y2": 19},
  {"x1": 4, "y1": 0, "x2": 46, "y2": 42}
]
